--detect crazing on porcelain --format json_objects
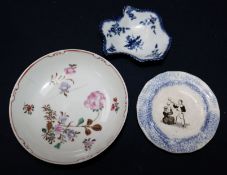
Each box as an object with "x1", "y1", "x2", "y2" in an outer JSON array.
[
  {"x1": 137, "y1": 71, "x2": 220, "y2": 153},
  {"x1": 101, "y1": 6, "x2": 171, "y2": 61}
]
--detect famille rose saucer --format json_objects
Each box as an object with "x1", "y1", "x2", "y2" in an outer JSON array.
[
  {"x1": 9, "y1": 49, "x2": 128, "y2": 164},
  {"x1": 137, "y1": 71, "x2": 220, "y2": 153}
]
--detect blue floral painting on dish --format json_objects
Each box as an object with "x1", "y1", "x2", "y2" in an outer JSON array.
[
  {"x1": 140, "y1": 15, "x2": 157, "y2": 34},
  {"x1": 125, "y1": 6, "x2": 137, "y2": 20},
  {"x1": 101, "y1": 6, "x2": 171, "y2": 62},
  {"x1": 137, "y1": 71, "x2": 220, "y2": 153},
  {"x1": 145, "y1": 44, "x2": 162, "y2": 59},
  {"x1": 106, "y1": 23, "x2": 130, "y2": 37},
  {"x1": 107, "y1": 44, "x2": 116, "y2": 53},
  {"x1": 124, "y1": 35, "x2": 144, "y2": 51}
]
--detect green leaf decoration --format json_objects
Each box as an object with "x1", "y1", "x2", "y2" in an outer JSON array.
[
  {"x1": 54, "y1": 142, "x2": 61, "y2": 149},
  {"x1": 77, "y1": 117, "x2": 84, "y2": 126}
]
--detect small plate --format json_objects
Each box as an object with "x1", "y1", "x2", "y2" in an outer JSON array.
[
  {"x1": 101, "y1": 6, "x2": 171, "y2": 62},
  {"x1": 9, "y1": 49, "x2": 128, "y2": 164},
  {"x1": 137, "y1": 71, "x2": 220, "y2": 153}
]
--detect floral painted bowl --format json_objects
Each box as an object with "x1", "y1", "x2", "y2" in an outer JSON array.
[
  {"x1": 9, "y1": 49, "x2": 128, "y2": 164},
  {"x1": 137, "y1": 71, "x2": 220, "y2": 153},
  {"x1": 101, "y1": 6, "x2": 171, "y2": 62}
]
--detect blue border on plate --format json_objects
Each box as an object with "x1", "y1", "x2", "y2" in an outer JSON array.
[
  {"x1": 137, "y1": 71, "x2": 220, "y2": 153},
  {"x1": 100, "y1": 5, "x2": 172, "y2": 62}
]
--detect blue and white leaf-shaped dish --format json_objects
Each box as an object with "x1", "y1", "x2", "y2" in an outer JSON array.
[
  {"x1": 137, "y1": 71, "x2": 220, "y2": 153},
  {"x1": 101, "y1": 6, "x2": 171, "y2": 62}
]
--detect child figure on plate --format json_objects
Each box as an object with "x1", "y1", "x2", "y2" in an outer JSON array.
[{"x1": 168, "y1": 98, "x2": 186, "y2": 127}]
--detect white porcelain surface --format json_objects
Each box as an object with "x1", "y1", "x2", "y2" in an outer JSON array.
[
  {"x1": 137, "y1": 71, "x2": 220, "y2": 153},
  {"x1": 101, "y1": 6, "x2": 171, "y2": 62},
  {"x1": 9, "y1": 49, "x2": 128, "y2": 164}
]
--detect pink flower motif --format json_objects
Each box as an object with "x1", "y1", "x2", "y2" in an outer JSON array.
[
  {"x1": 84, "y1": 91, "x2": 106, "y2": 111},
  {"x1": 64, "y1": 64, "x2": 77, "y2": 74},
  {"x1": 54, "y1": 124, "x2": 64, "y2": 134},
  {"x1": 111, "y1": 104, "x2": 115, "y2": 111},
  {"x1": 111, "y1": 97, "x2": 120, "y2": 112}
]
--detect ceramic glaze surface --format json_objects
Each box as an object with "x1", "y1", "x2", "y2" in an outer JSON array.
[
  {"x1": 137, "y1": 71, "x2": 220, "y2": 153},
  {"x1": 101, "y1": 6, "x2": 171, "y2": 62},
  {"x1": 9, "y1": 49, "x2": 128, "y2": 164}
]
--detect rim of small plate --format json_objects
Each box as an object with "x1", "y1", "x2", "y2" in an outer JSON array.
[
  {"x1": 9, "y1": 49, "x2": 129, "y2": 165},
  {"x1": 100, "y1": 5, "x2": 172, "y2": 62},
  {"x1": 137, "y1": 71, "x2": 220, "y2": 153}
]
